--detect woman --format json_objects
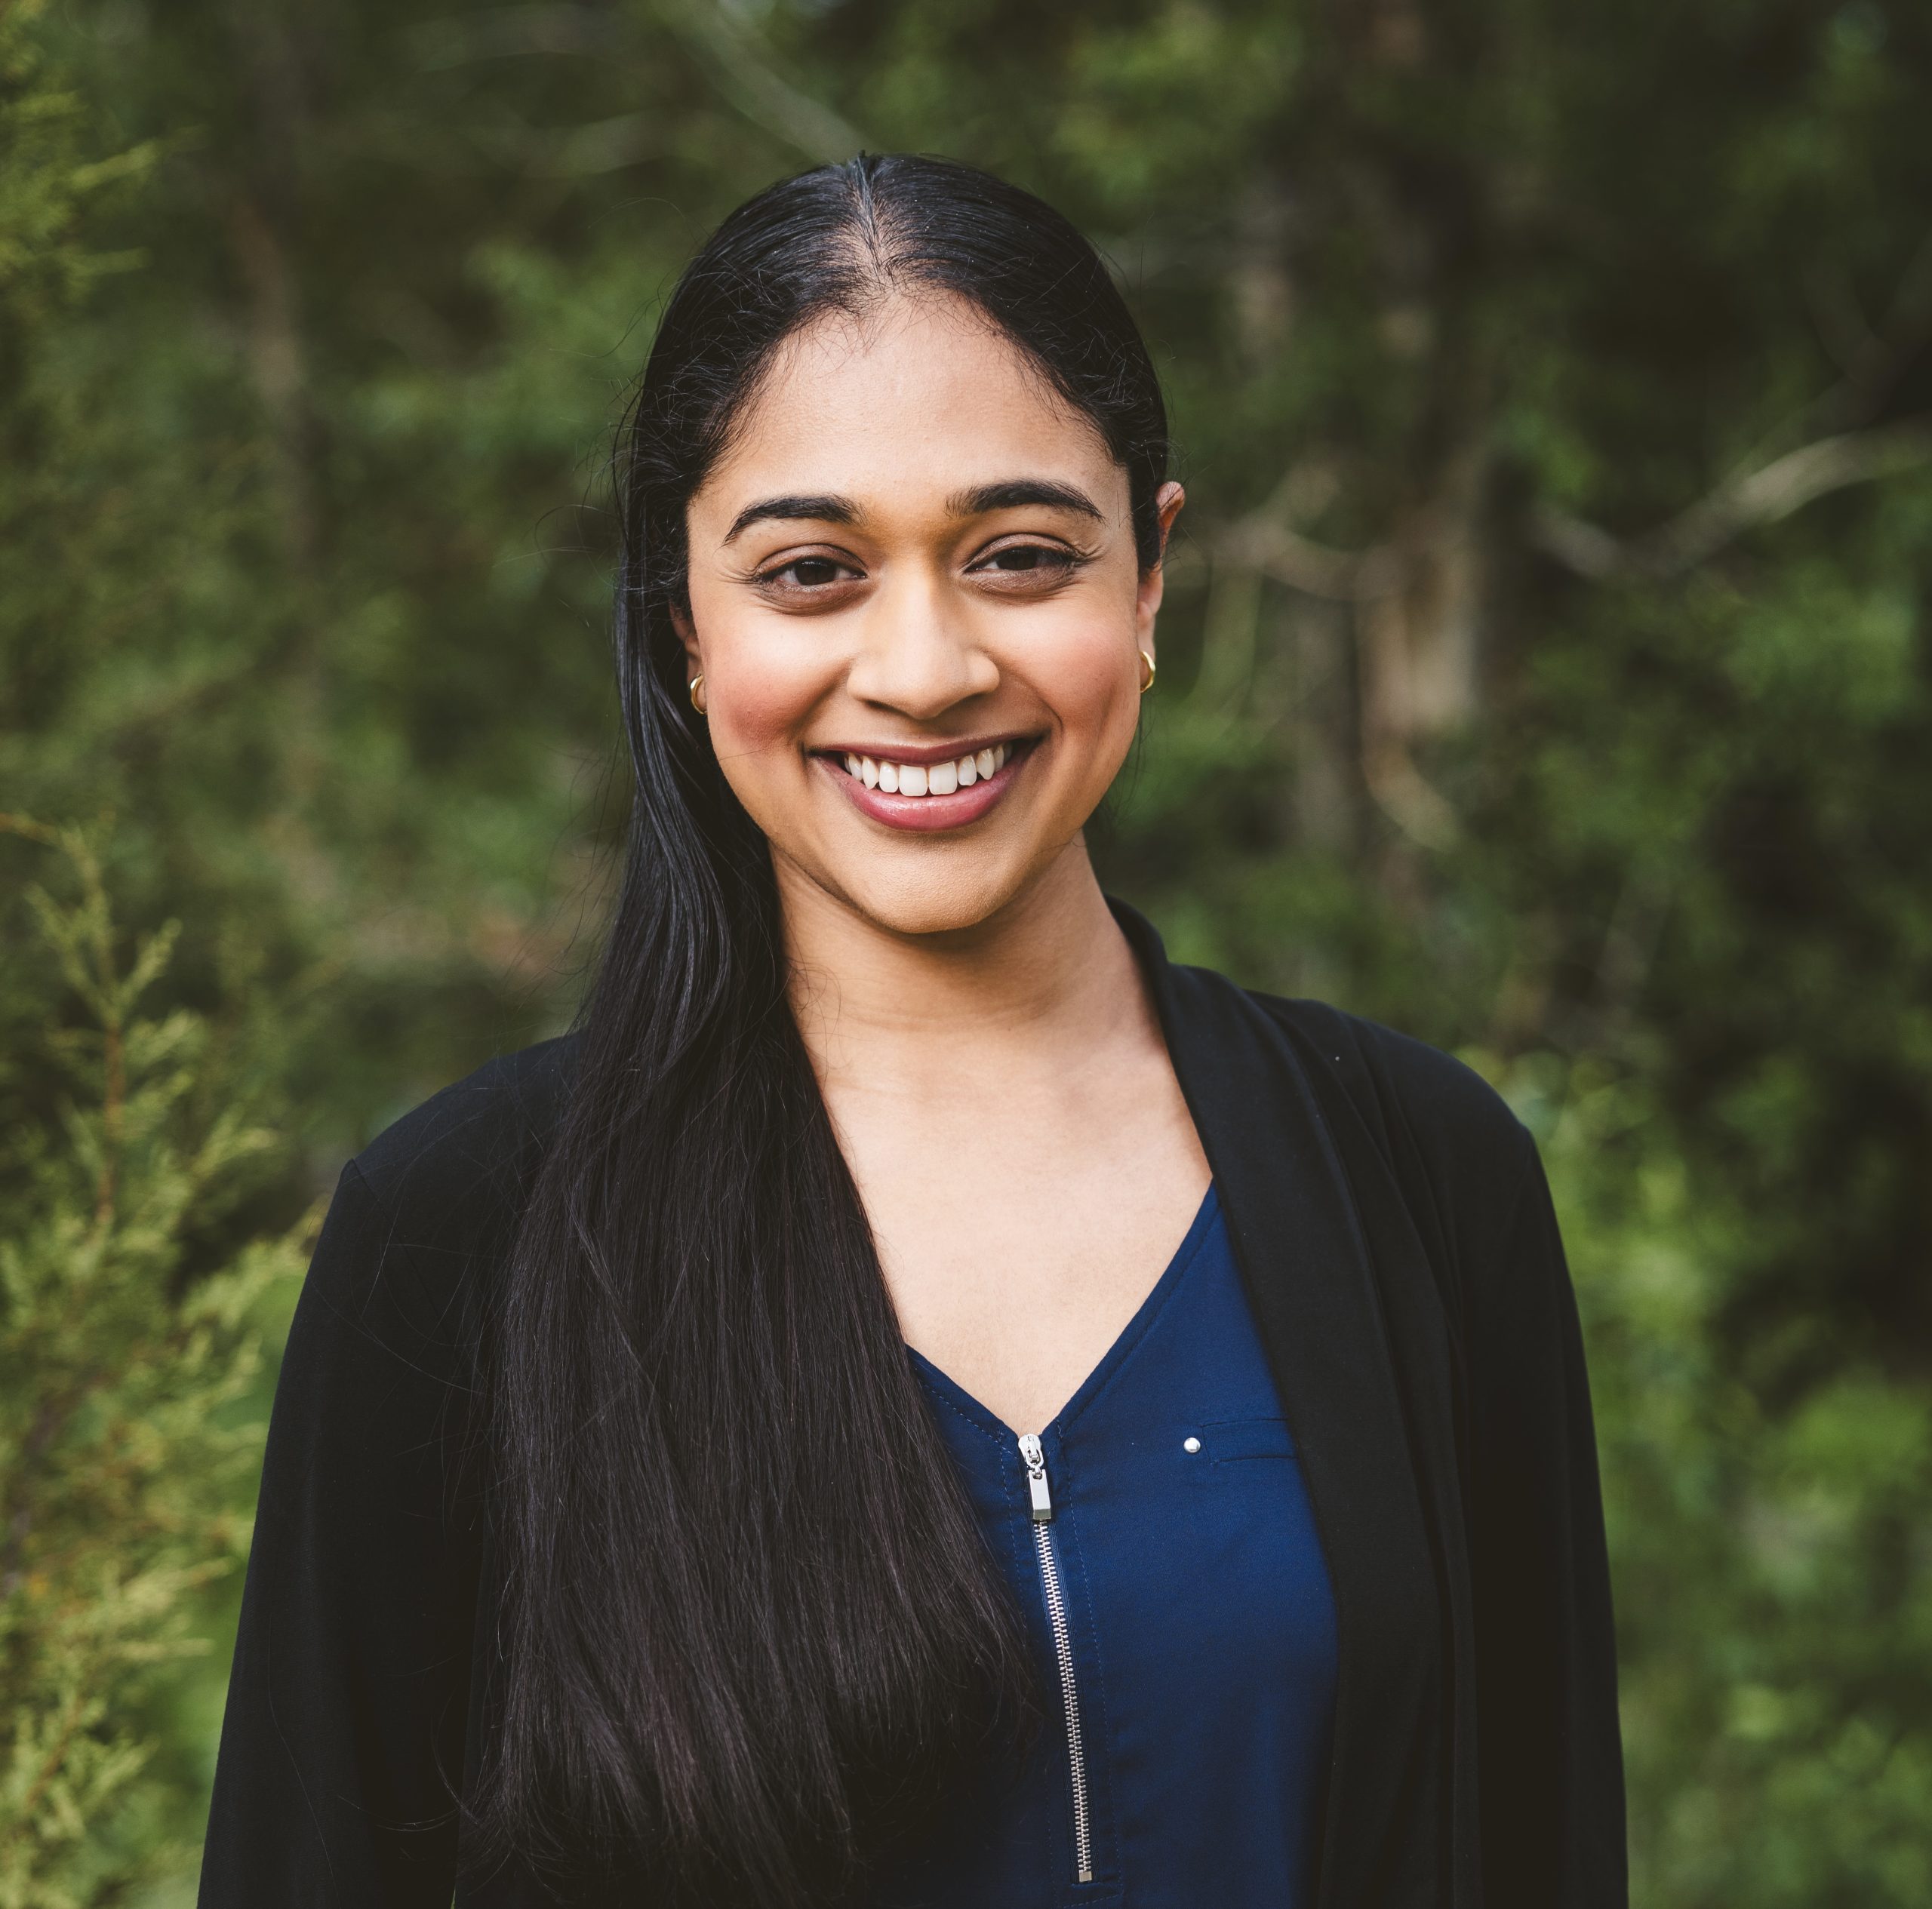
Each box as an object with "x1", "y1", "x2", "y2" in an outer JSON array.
[{"x1": 200, "y1": 154, "x2": 1625, "y2": 1908}]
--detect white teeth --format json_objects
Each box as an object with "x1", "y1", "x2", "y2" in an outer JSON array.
[{"x1": 853, "y1": 745, "x2": 1017, "y2": 797}]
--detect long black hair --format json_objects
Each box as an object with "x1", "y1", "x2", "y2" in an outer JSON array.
[{"x1": 478, "y1": 153, "x2": 1170, "y2": 1903}]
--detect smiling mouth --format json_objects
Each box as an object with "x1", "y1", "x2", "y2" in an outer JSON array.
[
  {"x1": 813, "y1": 735, "x2": 1035, "y2": 831},
  {"x1": 831, "y1": 740, "x2": 1017, "y2": 798}
]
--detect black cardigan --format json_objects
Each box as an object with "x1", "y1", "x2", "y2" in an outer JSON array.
[{"x1": 199, "y1": 906, "x2": 1626, "y2": 1906}]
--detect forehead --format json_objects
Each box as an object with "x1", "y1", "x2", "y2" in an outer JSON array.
[{"x1": 694, "y1": 294, "x2": 1124, "y2": 524}]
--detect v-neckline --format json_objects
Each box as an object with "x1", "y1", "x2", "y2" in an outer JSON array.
[{"x1": 906, "y1": 1182, "x2": 1221, "y2": 1442}]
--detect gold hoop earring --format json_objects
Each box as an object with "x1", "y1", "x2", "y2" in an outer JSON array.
[
  {"x1": 688, "y1": 673, "x2": 706, "y2": 716},
  {"x1": 1137, "y1": 649, "x2": 1156, "y2": 695}
]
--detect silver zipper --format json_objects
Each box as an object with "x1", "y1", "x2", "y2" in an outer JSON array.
[{"x1": 1017, "y1": 1432, "x2": 1093, "y2": 1884}]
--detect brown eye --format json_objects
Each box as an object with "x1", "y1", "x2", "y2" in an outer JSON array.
[
  {"x1": 971, "y1": 542, "x2": 1082, "y2": 582},
  {"x1": 773, "y1": 557, "x2": 850, "y2": 588}
]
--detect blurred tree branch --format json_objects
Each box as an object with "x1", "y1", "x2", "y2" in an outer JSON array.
[
  {"x1": 653, "y1": 0, "x2": 866, "y2": 165},
  {"x1": 1531, "y1": 417, "x2": 1932, "y2": 581}
]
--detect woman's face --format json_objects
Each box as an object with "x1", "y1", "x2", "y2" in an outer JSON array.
[{"x1": 677, "y1": 293, "x2": 1182, "y2": 939}]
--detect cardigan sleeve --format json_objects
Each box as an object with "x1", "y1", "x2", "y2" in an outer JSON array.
[
  {"x1": 1464, "y1": 1137, "x2": 1627, "y2": 1908},
  {"x1": 198, "y1": 1160, "x2": 478, "y2": 1907}
]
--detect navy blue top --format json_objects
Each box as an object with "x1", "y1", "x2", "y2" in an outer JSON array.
[{"x1": 881, "y1": 1187, "x2": 1339, "y2": 1908}]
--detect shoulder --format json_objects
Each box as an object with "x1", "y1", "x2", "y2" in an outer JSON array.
[
  {"x1": 1253, "y1": 990, "x2": 1534, "y2": 1186},
  {"x1": 287, "y1": 1034, "x2": 580, "y2": 1389},
  {"x1": 1194, "y1": 983, "x2": 1564, "y2": 1357},
  {"x1": 1119, "y1": 901, "x2": 1531, "y2": 1201},
  {"x1": 1166, "y1": 962, "x2": 1541, "y2": 1266},
  {"x1": 347, "y1": 1031, "x2": 580, "y2": 1248}
]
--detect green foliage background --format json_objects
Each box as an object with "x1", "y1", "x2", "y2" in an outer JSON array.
[{"x1": 4, "y1": 0, "x2": 1930, "y2": 1898}]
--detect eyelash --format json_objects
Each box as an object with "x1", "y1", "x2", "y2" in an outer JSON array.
[
  {"x1": 758, "y1": 555, "x2": 858, "y2": 590},
  {"x1": 755, "y1": 541, "x2": 1091, "y2": 592},
  {"x1": 971, "y1": 543, "x2": 1089, "y2": 580}
]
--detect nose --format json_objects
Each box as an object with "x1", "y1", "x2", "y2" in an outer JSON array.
[{"x1": 843, "y1": 568, "x2": 999, "y2": 718}]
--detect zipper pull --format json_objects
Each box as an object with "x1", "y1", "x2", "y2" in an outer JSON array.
[{"x1": 1017, "y1": 1433, "x2": 1054, "y2": 1523}]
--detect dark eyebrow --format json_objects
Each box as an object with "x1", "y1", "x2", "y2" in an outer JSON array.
[
  {"x1": 723, "y1": 493, "x2": 859, "y2": 544},
  {"x1": 948, "y1": 478, "x2": 1105, "y2": 521}
]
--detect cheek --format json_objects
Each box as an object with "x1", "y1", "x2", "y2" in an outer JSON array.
[
  {"x1": 1019, "y1": 601, "x2": 1142, "y2": 756},
  {"x1": 711, "y1": 659, "x2": 820, "y2": 762},
  {"x1": 691, "y1": 595, "x2": 835, "y2": 764}
]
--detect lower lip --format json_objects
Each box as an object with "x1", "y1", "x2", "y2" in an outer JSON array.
[{"x1": 820, "y1": 749, "x2": 1027, "y2": 832}]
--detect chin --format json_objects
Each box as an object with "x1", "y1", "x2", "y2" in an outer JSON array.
[{"x1": 820, "y1": 853, "x2": 1044, "y2": 940}]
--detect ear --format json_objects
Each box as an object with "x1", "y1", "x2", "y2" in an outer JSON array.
[
  {"x1": 669, "y1": 598, "x2": 703, "y2": 675},
  {"x1": 1135, "y1": 481, "x2": 1187, "y2": 645}
]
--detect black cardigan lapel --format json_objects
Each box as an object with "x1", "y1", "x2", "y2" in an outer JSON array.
[{"x1": 1115, "y1": 902, "x2": 1454, "y2": 1908}]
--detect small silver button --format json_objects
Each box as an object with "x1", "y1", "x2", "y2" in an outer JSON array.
[{"x1": 1183, "y1": 1436, "x2": 1201, "y2": 1454}]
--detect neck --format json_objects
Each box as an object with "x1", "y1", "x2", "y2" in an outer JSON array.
[{"x1": 778, "y1": 839, "x2": 1149, "y2": 1093}]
